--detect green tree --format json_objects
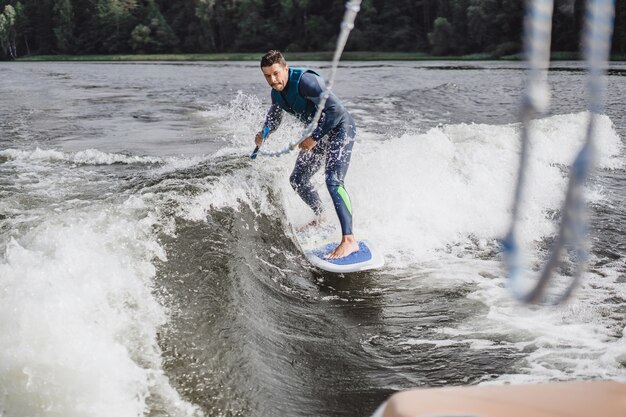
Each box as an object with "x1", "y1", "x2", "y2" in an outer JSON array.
[
  {"x1": 427, "y1": 0, "x2": 462, "y2": 54},
  {"x1": 52, "y1": 0, "x2": 73, "y2": 53},
  {"x1": 235, "y1": 0, "x2": 268, "y2": 51},
  {"x1": 195, "y1": 0, "x2": 240, "y2": 52},
  {"x1": 0, "y1": 12, "x2": 10, "y2": 58},
  {"x1": 157, "y1": 0, "x2": 205, "y2": 52},
  {"x1": 195, "y1": 0, "x2": 217, "y2": 50},
  {"x1": 305, "y1": 14, "x2": 333, "y2": 50},
  {"x1": 2, "y1": 0, "x2": 622, "y2": 57},
  {"x1": 359, "y1": 0, "x2": 422, "y2": 51},
  {"x1": 141, "y1": 0, "x2": 178, "y2": 52},
  {"x1": 348, "y1": 0, "x2": 381, "y2": 51},
  {"x1": 127, "y1": 0, "x2": 178, "y2": 53},
  {"x1": 552, "y1": 0, "x2": 579, "y2": 52},
  {"x1": 612, "y1": 0, "x2": 626, "y2": 54},
  {"x1": 493, "y1": 0, "x2": 523, "y2": 55},
  {"x1": 0, "y1": 5, "x2": 17, "y2": 58},
  {"x1": 96, "y1": 0, "x2": 138, "y2": 53},
  {"x1": 274, "y1": 0, "x2": 309, "y2": 51},
  {"x1": 428, "y1": 16, "x2": 453, "y2": 55},
  {"x1": 24, "y1": 0, "x2": 56, "y2": 53},
  {"x1": 129, "y1": 22, "x2": 150, "y2": 52},
  {"x1": 466, "y1": 0, "x2": 493, "y2": 52},
  {"x1": 13, "y1": 1, "x2": 30, "y2": 55}
]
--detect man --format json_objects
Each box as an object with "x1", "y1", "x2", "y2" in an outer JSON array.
[{"x1": 255, "y1": 50, "x2": 358, "y2": 259}]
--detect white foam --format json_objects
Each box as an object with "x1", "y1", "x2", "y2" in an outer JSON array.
[
  {"x1": 198, "y1": 90, "x2": 270, "y2": 145},
  {"x1": 343, "y1": 112, "x2": 623, "y2": 262},
  {"x1": 167, "y1": 169, "x2": 280, "y2": 223},
  {"x1": 399, "y1": 339, "x2": 463, "y2": 348},
  {"x1": 0, "y1": 147, "x2": 163, "y2": 166},
  {"x1": 276, "y1": 109, "x2": 623, "y2": 382},
  {"x1": 0, "y1": 198, "x2": 201, "y2": 417},
  {"x1": 184, "y1": 94, "x2": 626, "y2": 384},
  {"x1": 205, "y1": 94, "x2": 623, "y2": 265},
  {"x1": 431, "y1": 256, "x2": 626, "y2": 383}
]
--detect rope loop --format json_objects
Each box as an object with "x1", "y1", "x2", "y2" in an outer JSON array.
[{"x1": 504, "y1": 0, "x2": 615, "y2": 304}]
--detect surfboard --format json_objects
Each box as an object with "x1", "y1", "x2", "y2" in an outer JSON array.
[
  {"x1": 291, "y1": 219, "x2": 384, "y2": 273},
  {"x1": 302, "y1": 239, "x2": 385, "y2": 273}
]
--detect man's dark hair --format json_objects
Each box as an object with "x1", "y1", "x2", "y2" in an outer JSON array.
[{"x1": 260, "y1": 50, "x2": 286, "y2": 68}]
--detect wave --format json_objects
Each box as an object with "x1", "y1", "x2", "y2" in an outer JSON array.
[
  {"x1": 225, "y1": 111, "x2": 622, "y2": 263},
  {"x1": 1, "y1": 96, "x2": 623, "y2": 415},
  {"x1": 190, "y1": 94, "x2": 624, "y2": 268},
  {"x1": 180, "y1": 104, "x2": 626, "y2": 385},
  {"x1": 0, "y1": 200, "x2": 200, "y2": 416},
  {"x1": 0, "y1": 148, "x2": 164, "y2": 166}
]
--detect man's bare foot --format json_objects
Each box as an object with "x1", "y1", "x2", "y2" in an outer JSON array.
[
  {"x1": 297, "y1": 214, "x2": 326, "y2": 232},
  {"x1": 325, "y1": 235, "x2": 359, "y2": 259}
]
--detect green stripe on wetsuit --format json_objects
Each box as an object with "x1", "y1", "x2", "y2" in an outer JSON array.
[{"x1": 337, "y1": 185, "x2": 352, "y2": 215}]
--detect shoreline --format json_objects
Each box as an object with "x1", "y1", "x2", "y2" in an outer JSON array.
[{"x1": 12, "y1": 51, "x2": 626, "y2": 62}]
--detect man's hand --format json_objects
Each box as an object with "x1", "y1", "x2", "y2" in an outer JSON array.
[
  {"x1": 299, "y1": 136, "x2": 317, "y2": 152},
  {"x1": 255, "y1": 131, "x2": 265, "y2": 147}
]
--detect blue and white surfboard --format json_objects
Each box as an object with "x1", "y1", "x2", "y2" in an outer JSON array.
[{"x1": 303, "y1": 240, "x2": 384, "y2": 273}]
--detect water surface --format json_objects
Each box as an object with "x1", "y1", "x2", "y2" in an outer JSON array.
[{"x1": 0, "y1": 61, "x2": 624, "y2": 417}]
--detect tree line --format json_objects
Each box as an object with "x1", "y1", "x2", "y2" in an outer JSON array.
[{"x1": 0, "y1": 0, "x2": 625, "y2": 60}]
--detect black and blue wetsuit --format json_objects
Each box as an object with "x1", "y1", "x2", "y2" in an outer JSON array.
[{"x1": 263, "y1": 68, "x2": 356, "y2": 236}]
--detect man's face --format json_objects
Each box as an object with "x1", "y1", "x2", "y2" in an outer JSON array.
[{"x1": 262, "y1": 63, "x2": 289, "y2": 92}]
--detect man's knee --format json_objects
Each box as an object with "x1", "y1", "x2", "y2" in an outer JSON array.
[
  {"x1": 290, "y1": 171, "x2": 302, "y2": 191},
  {"x1": 325, "y1": 173, "x2": 342, "y2": 190}
]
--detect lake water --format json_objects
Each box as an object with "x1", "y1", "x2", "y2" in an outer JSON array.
[{"x1": 0, "y1": 61, "x2": 624, "y2": 417}]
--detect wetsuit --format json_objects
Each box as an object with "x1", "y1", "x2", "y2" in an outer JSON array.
[{"x1": 263, "y1": 68, "x2": 356, "y2": 235}]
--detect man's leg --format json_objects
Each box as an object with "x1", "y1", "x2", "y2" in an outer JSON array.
[
  {"x1": 324, "y1": 119, "x2": 358, "y2": 259},
  {"x1": 289, "y1": 144, "x2": 325, "y2": 216}
]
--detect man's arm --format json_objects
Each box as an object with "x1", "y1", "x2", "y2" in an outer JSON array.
[
  {"x1": 256, "y1": 100, "x2": 283, "y2": 146},
  {"x1": 263, "y1": 101, "x2": 283, "y2": 133}
]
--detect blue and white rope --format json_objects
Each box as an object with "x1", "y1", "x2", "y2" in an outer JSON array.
[
  {"x1": 503, "y1": 0, "x2": 615, "y2": 304},
  {"x1": 257, "y1": 0, "x2": 362, "y2": 157}
]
